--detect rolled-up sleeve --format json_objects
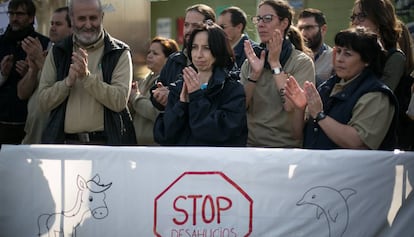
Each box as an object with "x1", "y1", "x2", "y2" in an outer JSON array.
[{"x1": 349, "y1": 92, "x2": 395, "y2": 149}]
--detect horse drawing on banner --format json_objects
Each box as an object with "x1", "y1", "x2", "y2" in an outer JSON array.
[
  {"x1": 296, "y1": 186, "x2": 356, "y2": 237},
  {"x1": 37, "y1": 174, "x2": 112, "y2": 237}
]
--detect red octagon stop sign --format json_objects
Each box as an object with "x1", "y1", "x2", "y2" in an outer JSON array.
[{"x1": 154, "y1": 171, "x2": 253, "y2": 237}]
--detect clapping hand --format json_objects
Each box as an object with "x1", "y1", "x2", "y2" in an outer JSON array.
[
  {"x1": 15, "y1": 59, "x2": 28, "y2": 76},
  {"x1": 21, "y1": 36, "x2": 45, "y2": 70},
  {"x1": 267, "y1": 29, "x2": 283, "y2": 68},
  {"x1": 1, "y1": 55, "x2": 14, "y2": 77},
  {"x1": 67, "y1": 48, "x2": 89, "y2": 87},
  {"x1": 244, "y1": 40, "x2": 265, "y2": 80},
  {"x1": 285, "y1": 76, "x2": 307, "y2": 110},
  {"x1": 285, "y1": 78, "x2": 323, "y2": 117},
  {"x1": 152, "y1": 82, "x2": 169, "y2": 106},
  {"x1": 182, "y1": 66, "x2": 200, "y2": 94},
  {"x1": 303, "y1": 81, "x2": 323, "y2": 118}
]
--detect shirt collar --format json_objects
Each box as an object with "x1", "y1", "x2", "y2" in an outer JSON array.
[
  {"x1": 232, "y1": 34, "x2": 245, "y2": 48},
  {"x1": 330, "y1": 73, "x2": 361, "y2": 96},
  {"x1": 314, "y1": 43, "x2": 328, "y2": 61}
]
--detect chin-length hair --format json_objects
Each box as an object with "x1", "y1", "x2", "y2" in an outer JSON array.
[
  {"x1": 187, "y1": 20, "x2": 235, "y2": 70},
  {"x1": 335, "y1": 26, "x2": 386, "y2": 77}
]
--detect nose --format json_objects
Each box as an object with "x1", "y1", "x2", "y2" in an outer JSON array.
[
  {"x1": 92, "y1": 206, "x2": 108, "y2": 219},
  {"x1": 335, "y1": 52, "x2": 344, "y2": 62},
  {"x1": 84, "y1": 19, "x2": 93, "y2": 28},
  {"x1": 351, "y1": 19, "x2": 358, "y2": 26},
  {"x1": 188, "y1": 26, "x2": 197, "y2": 35},
  {"x1": 256, "y1": 20, "x2": 265, "y2": 27},
  {"x1": 194, "y1": 48, "x2": 203, "y2": 57}
]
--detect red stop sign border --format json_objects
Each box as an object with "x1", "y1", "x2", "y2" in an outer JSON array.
[{"x1": 153, "y1": 171, "x2": 253, "y2": 237}]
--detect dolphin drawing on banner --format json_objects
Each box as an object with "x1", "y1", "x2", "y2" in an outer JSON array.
[
  {"x1": 296, "y1": 186, "x2": 356, "y2": 237},
  {"x1": 37, "y1": 174, "x2": 112, "y2": 237}
]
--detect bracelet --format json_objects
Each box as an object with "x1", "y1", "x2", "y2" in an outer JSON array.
[{"x1": 247, "y1": 77, "x2": 257, "y2": 83}]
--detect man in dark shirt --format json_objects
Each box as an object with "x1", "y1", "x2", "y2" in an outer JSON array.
[
  {"x1": 0, "y1": 0, "x2": 49, "y2": 145},
  {"x1": 218, "y1": 6, "x2": 258, "y2": 69}
]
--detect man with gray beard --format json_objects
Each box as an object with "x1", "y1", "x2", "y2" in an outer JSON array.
[{"x1": 38, "y1": 0, "x2": 136, "y2": 145}]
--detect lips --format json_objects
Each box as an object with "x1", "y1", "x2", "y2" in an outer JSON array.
[
  {"x1": 335, "y1": 66, "x2": 346, "y2": 71},
  {"x1": 258, "y1": 31, "x2": 270, "y2": 40},
  {"x1": 193, "y1": 62, "x2": 205, "y2": 67},
  {"x1": 334, "y1": 66, "x2": 347, "y2": 77},
  {"x1": 146, "y1": 61, "x2": 155, "y2": 68}
]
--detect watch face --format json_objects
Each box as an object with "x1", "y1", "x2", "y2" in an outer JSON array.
[
  {"x1": 272, "y1": 67, "x2": 281, "y2": 75},
  {"x1": 315, "y1": 111, "x2": 327, "y2": 122}
]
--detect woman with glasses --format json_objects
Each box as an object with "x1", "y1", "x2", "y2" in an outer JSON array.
[
  {"x1": 153, "y1": 22, "x2": 247, "y2": 146},
  {"x1": 285, "y1": 27, "x2": 397, "y2": 150},
  {"x1": 351, "y1": 0, "x2": 404, "y2": 91},
  {"x1": 351, "y1": 0, "x2": 414, "y2": 150},
  {"x1": 240, "y1": 0, "x2": 315, "y2": 148}
]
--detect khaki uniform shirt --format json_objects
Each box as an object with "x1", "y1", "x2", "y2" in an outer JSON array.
[
  {"x1": 240, "y1": 48, "x2": 315, "y2": 147},
  {"x1": 331, "y1": 79, "x2": 395, "y2": 149},
  {"x1": 130, "y1": 72, "x2": 160, "y2": 145},
  {"x1": 22, "y1": 85, "x2": 48, "y2": 144}
]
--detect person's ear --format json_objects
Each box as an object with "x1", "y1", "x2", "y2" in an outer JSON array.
[
  {"x1": 320, "y1": 24, "x2": 327, "y2": 36},
  {"x1": 280, "y1": 18, "x2": 289, "y2": 33},
  {"x1": 235, "y1": 23, "x2": 243, "y2": 33}
]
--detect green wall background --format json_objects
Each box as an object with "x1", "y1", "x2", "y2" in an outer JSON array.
[{"x1": 150, "y1": 0, "x2": 355, "y2": 47}]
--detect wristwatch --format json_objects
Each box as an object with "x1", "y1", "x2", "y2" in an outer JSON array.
[
  {"x1": 271, "y1": 67, "x2": 282, "y2": 75},
  {"x1": 314, "y1": 111, "x2": 327, "y2": 123}
]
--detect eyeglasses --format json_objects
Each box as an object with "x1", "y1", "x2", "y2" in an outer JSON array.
[
  {"x1": 252, "y1": 14, "x2": 277, "y2": 25},
  {"x1": 298, "y1": 24, "x2": 319, "y2": 31},
  {"x1": 7, "y1": 11, "x2": 28, "y2": 17},
  {"x1": 350, "y1": 12, "x2": 367, "y2": 22}
]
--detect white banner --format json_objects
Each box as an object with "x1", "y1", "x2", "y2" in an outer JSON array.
[
  {"x1": 0, "y1": 145, "x2": 413, "y2": 237},
  {"x1": 0, "y1": 1, "x2": 10, "y2": 35}
]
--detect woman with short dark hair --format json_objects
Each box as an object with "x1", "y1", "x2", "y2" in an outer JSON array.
[
  {"x1": 286, "y1": 27, "x2": 397, "y2": 150},
  {"x1": 154, "y1": 22, "x2": 247, "y2": 146},
  {"x1": 129, "y1": 36, "x2": 179, "y2": 145}
]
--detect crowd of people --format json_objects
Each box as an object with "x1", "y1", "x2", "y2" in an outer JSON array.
[{"x1": 0, "y1": 0, "x2": 413, "y2": 150}]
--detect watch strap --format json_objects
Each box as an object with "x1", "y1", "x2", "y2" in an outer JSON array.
[{"x1": 314, "y1": 111, "x2": 327, "y2": 123}]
